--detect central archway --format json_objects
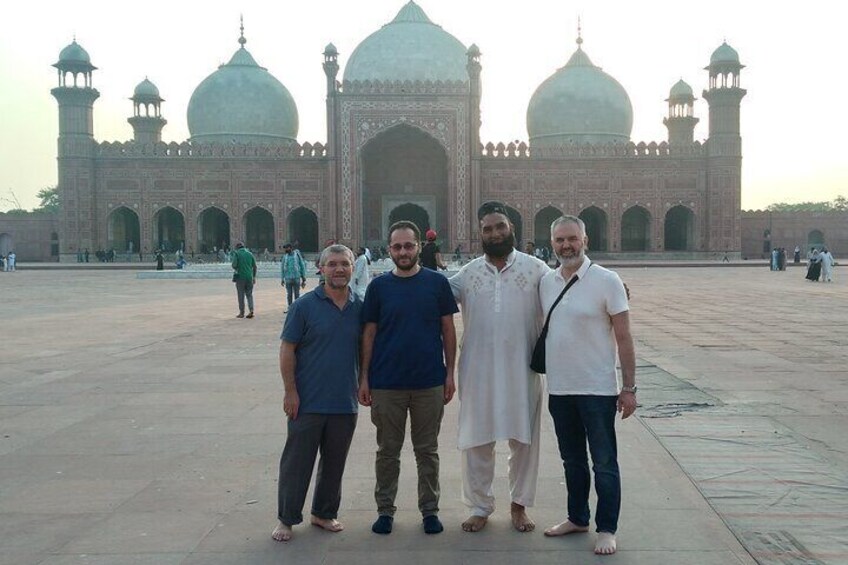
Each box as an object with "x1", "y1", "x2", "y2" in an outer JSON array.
[
  {"x1": 107, "y1": 207, "x2": 140, "y2": 252},
  {"x1": 388, "y1": 203, "x2": 430, "y2": 238},
  {"x1": 579, "y1": 206, "x2": 608, "y2": 252},
  {"x1": 197, "y1": 207, "x2": 230, "y2": 253},
  {"x1": 664, "y1": 205, "x2": 695, "y2": 251},
  {"x1": 288, "y1": 207, "x2": 319, "y2": 252},
  {"x1": 621, "y1": 206, "x2": 651, "y2": 252},
  {"x1": 361, "y1": 125, "x2": 448, "y2": 246},
  {"x1": 153, "y1": 207, "x2": 185, "y2": 252},
  {"x1": 534, "y1": 206, "x2": 562, "y2": 249},
  {"x1": 244, "y1": 207, "x2": 275, "y2": 252}
]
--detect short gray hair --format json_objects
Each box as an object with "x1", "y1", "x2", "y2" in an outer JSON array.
[
  {"x1": 550, "y1": 215, "x2": 585, "y2": 238},
  {"x1": 319, "y1": 244, "x2": 354, "y2": 266}
]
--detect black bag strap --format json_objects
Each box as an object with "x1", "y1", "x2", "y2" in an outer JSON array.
[{"x1": 539, "y1": 263, "x2": 590, "y2": 339}]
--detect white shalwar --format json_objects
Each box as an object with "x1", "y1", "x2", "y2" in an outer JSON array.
[{"x1": 449, "y1": 250, "x2": 550, "y2": 515}]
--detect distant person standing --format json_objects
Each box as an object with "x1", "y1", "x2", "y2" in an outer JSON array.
[
  {"x1": 358, "y1": 221, "x2": 458, "y2": 535},
  {"x1": 155, "y1": 250, "x2": 164, "y2": 271},
  {"x1": 805, "y1": 248, "x2": 822, "y2": 282},
  {"x1": 272, "y1": 244, "x2": 362, "y2": 543},
  {"x1": 232, "y1": 242, "x2": 258, "y2": 318},
  {"x1": 420, "y1": 229, "x2": 447, "y2": 271},
  {"x1": 820, "y1": 248, "x2": 835, "y2": 282},
  {"x1": 794, "y1": 246, "x2": 801, "y2": 264},
  {"x1": 6, "y1": 251, "x2": 16, "y2": 272},
  {"x1": 280, "y1": 243, "x2": 307, "y2": 310},
  {"x1": 350, "y1": 246, "x2": 371, "y2": 301}
]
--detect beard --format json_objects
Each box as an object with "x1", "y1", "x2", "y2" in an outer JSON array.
[
  {"x1": 392, "y1": 251, "x2": 420, "y2": 271},
  {"x1": 557, "y1": 246, "x2": 585, "y2": 268},
  {"x1": 481, "y1": 231, "x2": 516, "y2": 258}
]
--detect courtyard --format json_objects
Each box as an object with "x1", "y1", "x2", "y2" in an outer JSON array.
[{"x1": 0, "y1": 265, "x2": 845, "y2": 564}]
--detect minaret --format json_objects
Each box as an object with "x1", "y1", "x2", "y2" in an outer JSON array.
[
  {"x1": 663, "y1": 79, "x2": 698, "y2": 146},
  {"x1": 128, "y1": 78, "x2": 166, "y2": 144},
  {"x1": 51, "y1": 38, "x2": 100, "y2": 261},
  {"x1": 703, "y1": 41, "x2": 746, "y2": 255},
  {"x1": 323, "y1": 42, "x2": 339, "y2": 157},
  {"x1": 466, "y1": 43, "x2": 482, "y2": 252}
]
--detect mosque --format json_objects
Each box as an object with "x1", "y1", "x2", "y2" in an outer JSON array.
[{"x1": 48, "y1": 1, "x2": 745, "y2": 260}]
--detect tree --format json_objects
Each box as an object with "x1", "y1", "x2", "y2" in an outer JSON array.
[
  {"x1": 767, "y1": 195, "x2": 846, "y2": 212},
  {"x1": 34, "y1": 186, "x2": 60, "y2": 213}
]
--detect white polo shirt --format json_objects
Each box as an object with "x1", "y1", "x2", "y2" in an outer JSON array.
[{"x1": 539, "y1": 257, "x2": 629, "y2": 396}]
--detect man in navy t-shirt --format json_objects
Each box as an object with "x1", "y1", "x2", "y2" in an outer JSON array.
[
  {"x1": 272, "y1": 244, "x2": 363, "y2": 543},
  {"x1": 359, "y1": 221, "x2": 458, "y2": 536}
]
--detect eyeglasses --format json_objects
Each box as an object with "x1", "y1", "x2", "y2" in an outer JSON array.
[{"x1": 390, "y1": 242, "x2": 418, "y2": 252}]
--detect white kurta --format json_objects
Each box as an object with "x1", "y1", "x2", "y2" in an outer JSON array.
[{"x1": 450, "y1": 251, "x2": 550, "y2": 450}]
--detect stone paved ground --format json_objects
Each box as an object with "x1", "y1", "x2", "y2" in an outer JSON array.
[{"x1": 0, "y1": 266, "x2": 844, "y2": 564}]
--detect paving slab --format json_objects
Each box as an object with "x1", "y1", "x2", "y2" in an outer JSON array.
[{"x1": 4, "y1": 267, "x2": 844, "y2": 563}]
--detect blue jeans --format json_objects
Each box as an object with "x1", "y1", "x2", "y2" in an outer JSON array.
[
  {"x1": 284, "y1": 279, "x2": 301, "y2": 306},
  {"x1": 548, "y1": 394, "x2": 620, "y2": 534}
]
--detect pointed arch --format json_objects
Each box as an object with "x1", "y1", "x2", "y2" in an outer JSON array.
[
  {"x1": 107, "y1": 206, "x2": 140, "y2": 252},
  {"x1": 288, "y1": 207, "x2": 319, "y2": 252},
  {"x1": 244, "y1": 206, "x2": 275, "y2": 252},
  {"x1": 534, "y1": 206, "x2": 562, "y2": 248},
  {"x1": 152, "y1": 206, "x2": 185, "y2": 252},
  {"x1": 664, "y1": 205, "x2": 695, "y2": 251},
  {"x1": 579, "y1": 206, "x2": 609, "y2": 252},
  {"x1": 197, "y1": 206, "x2": 230, "y2": 253},
  {"x1": 808, "y1": 229, "x2": 825, "y2": 249},
  {"x1": 388, "y1": 203, "x2": 430, "y2": 238},
  {"x1": 621, "y1": 206, "x2": 651, "y2": 252}
]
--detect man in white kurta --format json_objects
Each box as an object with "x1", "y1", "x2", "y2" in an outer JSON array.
[
  {"x1": 820, "y1": 248, "x2": 835, "y2": 282},
  {"x1": 449, "y1": 201, "x2": 550, "y2": 532}
]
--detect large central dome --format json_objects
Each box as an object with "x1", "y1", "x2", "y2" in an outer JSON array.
[
  {"x1": 343, "y1": 1, "x2": 468, "y2": 83},
  {"x1": 187, "y1": 33, "x2": 298, "y2": 145},
  {"x1": 527, "y1": 39, "x2": 632, "y2": 147}
]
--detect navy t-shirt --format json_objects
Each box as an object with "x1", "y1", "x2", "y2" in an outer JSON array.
[
  {"x1": 362, "y1": 267, "x2": 459, "y2": 390},
  {"x1": 281, "y1": 286, "x2": 362, "y2": 414}
]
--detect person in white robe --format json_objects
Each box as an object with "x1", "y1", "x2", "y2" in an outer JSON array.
[
  {"x1": 449, "y1": 201, "x2": 550, "y2": 533},
  {"x1": 820, "y1": 248, "x2": 835, "y2": 282},
  {"x1": 350, "y1": 247, "x2": 371, "y2": 300}
]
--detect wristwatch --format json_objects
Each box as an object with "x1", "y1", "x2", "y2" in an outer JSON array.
[{"x1": 621, "y1": 386, "x2": 637, "y2": 393}]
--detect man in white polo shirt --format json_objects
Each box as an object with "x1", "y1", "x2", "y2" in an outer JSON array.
[{"x1": 539, "y1": 215, "x2": 636, "y2": 556}]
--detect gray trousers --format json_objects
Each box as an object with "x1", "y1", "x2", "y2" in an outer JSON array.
[
  {"x1": 235, "y1": 279, "x2": 254, "y2": 314},
  {"x1": 277, "y1": 413, "x2": 357, "y2": 526},
  {"x1": 370, "y1": 386, "x2": 444, "y2": 517}
]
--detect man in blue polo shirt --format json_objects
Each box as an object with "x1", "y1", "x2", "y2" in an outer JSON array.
[
  {"x1": 358, "y1": 220, "x2": 459, "y2": 535},
  {"x1": 272, "y1": 244, "x2": 362, "y2": 543}
]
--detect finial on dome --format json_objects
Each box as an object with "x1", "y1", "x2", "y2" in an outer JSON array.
[
  {"x1": 576, "y1": 17, "x2": 583, "y2": 47},
  {"x1": 238, "y1": 15, "x2": 246, "y2": 47}
]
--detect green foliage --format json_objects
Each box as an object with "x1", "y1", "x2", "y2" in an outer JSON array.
[
  {"x1": 3, "y1": 208, "x2": 30, "y2": 216},
  {"x1": 767, "y1": 195, "x2": 847, "y2": 212},
  {"x1": 34, "y1": 186, "x2": 60, "y2": 213}
]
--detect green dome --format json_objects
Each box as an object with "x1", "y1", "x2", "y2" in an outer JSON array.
[
  {"x1": 133, "y1": 78, "x2": 161, "y2": 100},
  {"x1": 187, "y1": 43, "x2": 298, "y2": 144},
  {"x1": 710, "y1": 42, "x2": 740, "y2": 64},
  {"x1": 58, "y1": 40, "x2": 91, "y2": 64},
  {"x1": 527, "y1": 44, "x2": 633, "y2": 147},
  {"x1": 343, "y1": 1, "x2": 468, "y2": 83},
  {"x1": 669, "y1": 79, "x2": 693, "y2": 99}
]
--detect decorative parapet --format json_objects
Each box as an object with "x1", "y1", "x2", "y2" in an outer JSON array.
[
  {"x1": 96, "y1": 141, "x2": 328, "y2": 159},
  {"x1": 341, "y1": 79, "x2": 469, "y2": 95},
  {"x1": 480, "y1": 140, "x2": 705, "y2": 159}
]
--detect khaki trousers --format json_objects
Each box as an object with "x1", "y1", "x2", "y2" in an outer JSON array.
[{"x1": 370, "y1": 386, "x2": 444, "y2": 517}]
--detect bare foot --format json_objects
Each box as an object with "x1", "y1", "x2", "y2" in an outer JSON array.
[
  {"x1": 544, "y1": 520, "x2": 589, "y2": 537},
  {"x1": 310, "y1": 516, "x2": 344, "y2": 532},
  {"x1": 510, "y1": 502, "x2": 535, "y2": 532},
  {"x1": 594, "y1": 532, "x2": 617, "y2": 555},
  {"x1": 272, "y1": 521, "x2": 292, "y2": 542},
  {"x1": 461, "y1": 515, "x2": 488, "y2": 532}
]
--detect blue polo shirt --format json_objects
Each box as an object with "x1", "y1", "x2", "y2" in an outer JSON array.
[
  {"x1": 280, "y1": 286, "x2": 363, "y2": 414},
  {"x1": 362, "y1": 268, "x2": 459, "y2": 390}
]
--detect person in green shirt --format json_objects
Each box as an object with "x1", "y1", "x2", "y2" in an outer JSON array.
[{"x1": 231, "y1": 242, "x2": 258, "y2": 318}]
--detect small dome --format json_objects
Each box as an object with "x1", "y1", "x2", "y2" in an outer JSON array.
[
  {"x1": 133, "y1": 78, "x2": 161, "y2": 100},
  {"x1": 669, "y1": 79, "x2": 693, "y2": 99},
  {"x1": 527, "y1": 43, "x2": 633, "y2": 146},
  {"x1": 343, "y1": 1, "x2": 468, "y2": 83},
  {"x1": 58, "y1": 40, "x2": 91, "y2": 64},
  {"x1": 187, "y1": 40, "x2": 298, "y2": 145},
  {"x1": 710, "y1": 41, "x2": 740, "y2": 64},
  {"x1": 324, "y1": 43, "x2": 338, "y2": 56},
  {"x1": 467, "y1": 43, "x2": 481, "y2": 57}
]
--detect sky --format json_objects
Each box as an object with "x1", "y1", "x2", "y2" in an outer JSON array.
[{"x1": 1, "y1": 0, "x2": 846, "y2": 212}]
